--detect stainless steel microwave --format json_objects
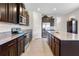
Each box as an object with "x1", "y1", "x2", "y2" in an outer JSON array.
[{"x1": 19, "y1": 15, "x2": 26, "y2": 25}]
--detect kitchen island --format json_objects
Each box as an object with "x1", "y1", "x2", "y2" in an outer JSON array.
[{"x1": 47, "y1": 31, "x2": 79, "y2": 56}]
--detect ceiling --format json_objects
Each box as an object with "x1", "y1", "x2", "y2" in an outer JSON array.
[{"x1": 24, "y1": 3, "x2": 79, "y2": 16}]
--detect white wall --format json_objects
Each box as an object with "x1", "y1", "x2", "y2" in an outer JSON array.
[
  {"x1": 32, "y1": 12, "x2": 42, "y2": 39},
  {"x1": 28, "y1": 11, "x2": 33, "y2": 29},
  {"x1": 0, "y1": 22, "x2": 31, "y2": 32},
  {"x1": 54, "y1": 16, "x2": 67, "y2": 32}
]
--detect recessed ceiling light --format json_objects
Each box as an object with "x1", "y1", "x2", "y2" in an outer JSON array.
[
  {"x1": 53, "y1": 8, "x2": 56, "y2": 11},
  {"x1": 37, "y1": 8, "x2": 40, "y2": 11}
]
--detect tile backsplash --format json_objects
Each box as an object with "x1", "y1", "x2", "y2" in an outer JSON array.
[{"x1": 0, "y1": 22, "x2": 32, "y2": 32}]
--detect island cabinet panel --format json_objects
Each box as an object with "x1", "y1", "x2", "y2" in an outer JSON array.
[
  {"x1": 47, "y1": 31, "x2": 79, "y2": 56},
  {"x1": 50, "y1": 35, "x2": 79, "y2": 56},
  {"x1": 60, "y1": 41, "x2": 79, "y2": 56}
]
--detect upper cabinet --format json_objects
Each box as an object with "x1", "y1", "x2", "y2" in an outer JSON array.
[
  {"x1": 0, "y1": 4, "x2": 7, "y2": 22},
  {"x1": 42, "y1": 15, "x2": 49, "y2": 22},
  {"x1": 0, "y1": 3, "x2": 29, "y2": 26},
  {"x1": 42, "y1": 15, "x2": 54, "y2": 26},
  {"x1": 50, "y1": 17, "x2": 54, "y2": 26},
  {"x1": 67, "y1": 18, "x2": 78, "y2": 34},
  {"x1": 8, "y1": 3, "x2": 17, "y2": 23}
]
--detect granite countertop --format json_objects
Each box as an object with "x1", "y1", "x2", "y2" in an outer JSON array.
[
  {"x1": 0, "y1": 29, "x2": 32, "y2": 45},
  {"x1": 0, "y1": 32, "x2": 26, "y2": 45},
  {"x1": 47, "y1": 31, "x2": 79, "y2": 41}
]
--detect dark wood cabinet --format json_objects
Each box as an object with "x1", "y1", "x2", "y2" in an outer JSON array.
[
  {"x1": 51, "y1": 36, "x2": 55, "y2": 55},
  {"x1": 50, "y1": 36, "x2": 60, "y2": 56},
  {"x1": 0, "y1": 34, "x2": 26, "y2": 56},
  {"x1": 0, "y1": 3, "x2": 17, "y2": 23},
  {"x1": 67, "y1": 19, "x2": 77, "y2": 34},
  {"x1": 0, "y1": 39, "x2": 17, "y2": 56},
  {"x1": 8, "y1": 3, "x2": 17, "y2": 23},
  {"x1": 0, "y1": 3, "x2": 29, "y2": 25},
  {"x1": 48, "y1": 33, "x2": 51, "y2": 48},
  {"x1": 42, "y1": 15, "x2": 49, "y2": 22},
  {"x1": 48, "y1": 32, "x2": 79, "y2": 56},
  {"x1": 17, "y1": 35, "x2": 26, "y2": 56},
  {"x1": 54, "y1": 37, "x2": 60, "y2": 56},
  {"x1": 8, "y1": 4, "x2": 13, "y2": 23},
  {"x1": 42, "y1": 16, "x2": 54, "y2": 26},
  {"x1": 50, "y1": 17, "x2": 54, "y2": 26},
  {"x1": 60, "y1": 41, "x2": 79, "y2": 56},
  {"x1": 0, "y1": 4, "x2": 6, "y2": 22},
  {"x1": 7, "y1": 40, "x2": 17, "y2": 56}
]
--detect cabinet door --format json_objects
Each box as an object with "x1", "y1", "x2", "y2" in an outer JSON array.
[
  {"x1": 18, "y1": 39, "x2": 23, "y2": 56},
  {"x1": 8, "y1": 3, "x2": 13, "y2": 23},
  {"x1": 20, "y1": 39, "x2": 25, "y2": 53},
  {"x1": 48, "y1": 33, "x2": 51, "y2": 46},
  {"x1": 0, "y1": 4, "x2": 6, "y2": 22},
  {"x1": 8, "y1": 41, "x2": 17, "y2": 56},
  {"x1": 51, "y1": 36, "x2": 55, "y2": 54},
  {"x1": 12, "y1": 4, "x2": 17, "y2": 23},
  {"x1": 19, "y1": 4, "x2": 23, "y2": 16},
  {"x1": 18, "y1": 39, "x2": 24, "y2": 55},
  {"x1": 55, "y1": 42, "x2": 59, "y2": 56},
  {"x1": 17, "y1": 36, "x2": 25, "y2": 56},
  {"x1": 0, "y1": 39, "x2": 17, "y2": 56},
  {"x1": 8, "y1": 3, "x2": 17, "y2": 23},
  {"x1": 17, "y1": 40, "x2": 21, "y2": 56},
  {"x1": 0, "y1": 4, "x2": 1, "y2": 21},
  {"x1": 0, "y1": 45, "x2": 9, "y2": 56},
  {"x1": 50, "y1": 19, "x2": 54, "y2": 26},
  {"x1": 0, "y1": 47, "x2": 1, "y2": 56},
  {"x1": 54, "y1": 38, "x2": 60, "y2": 56}
]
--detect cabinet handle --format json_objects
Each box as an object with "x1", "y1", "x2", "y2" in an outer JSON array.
[{"x1": 8, "y1": 43, "x2": 15, "y2": 46}]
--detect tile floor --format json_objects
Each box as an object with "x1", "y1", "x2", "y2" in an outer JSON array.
[{"x1": 21, "y1": 38, "x2": 53, "y2": 56}]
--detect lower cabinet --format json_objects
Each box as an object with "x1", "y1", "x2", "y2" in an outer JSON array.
[
  {"x1": 48, "y1": 33, "x2": 52, "y2": 49},
  {"x1": 51, "y1": 36, "x2": 55, "y2": 55},
  {"x1": 17, "y1": 35, "x2": 26, "y2": 56},
  {"x1": 0, "y1": 34, "x2": 26, "y2": 56},
  {"x1": 50, "y1": 36, "x2": 60, "y2": 56},
  {"x1": 54, "y1": 38, "x2": 60, "y2": 56},
  {"x1": 0, "y1": 39, "x2": 17, "y2": 56},
  {"x1": 8, "y1": 40, "x2": 17, "y2": 56}
]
